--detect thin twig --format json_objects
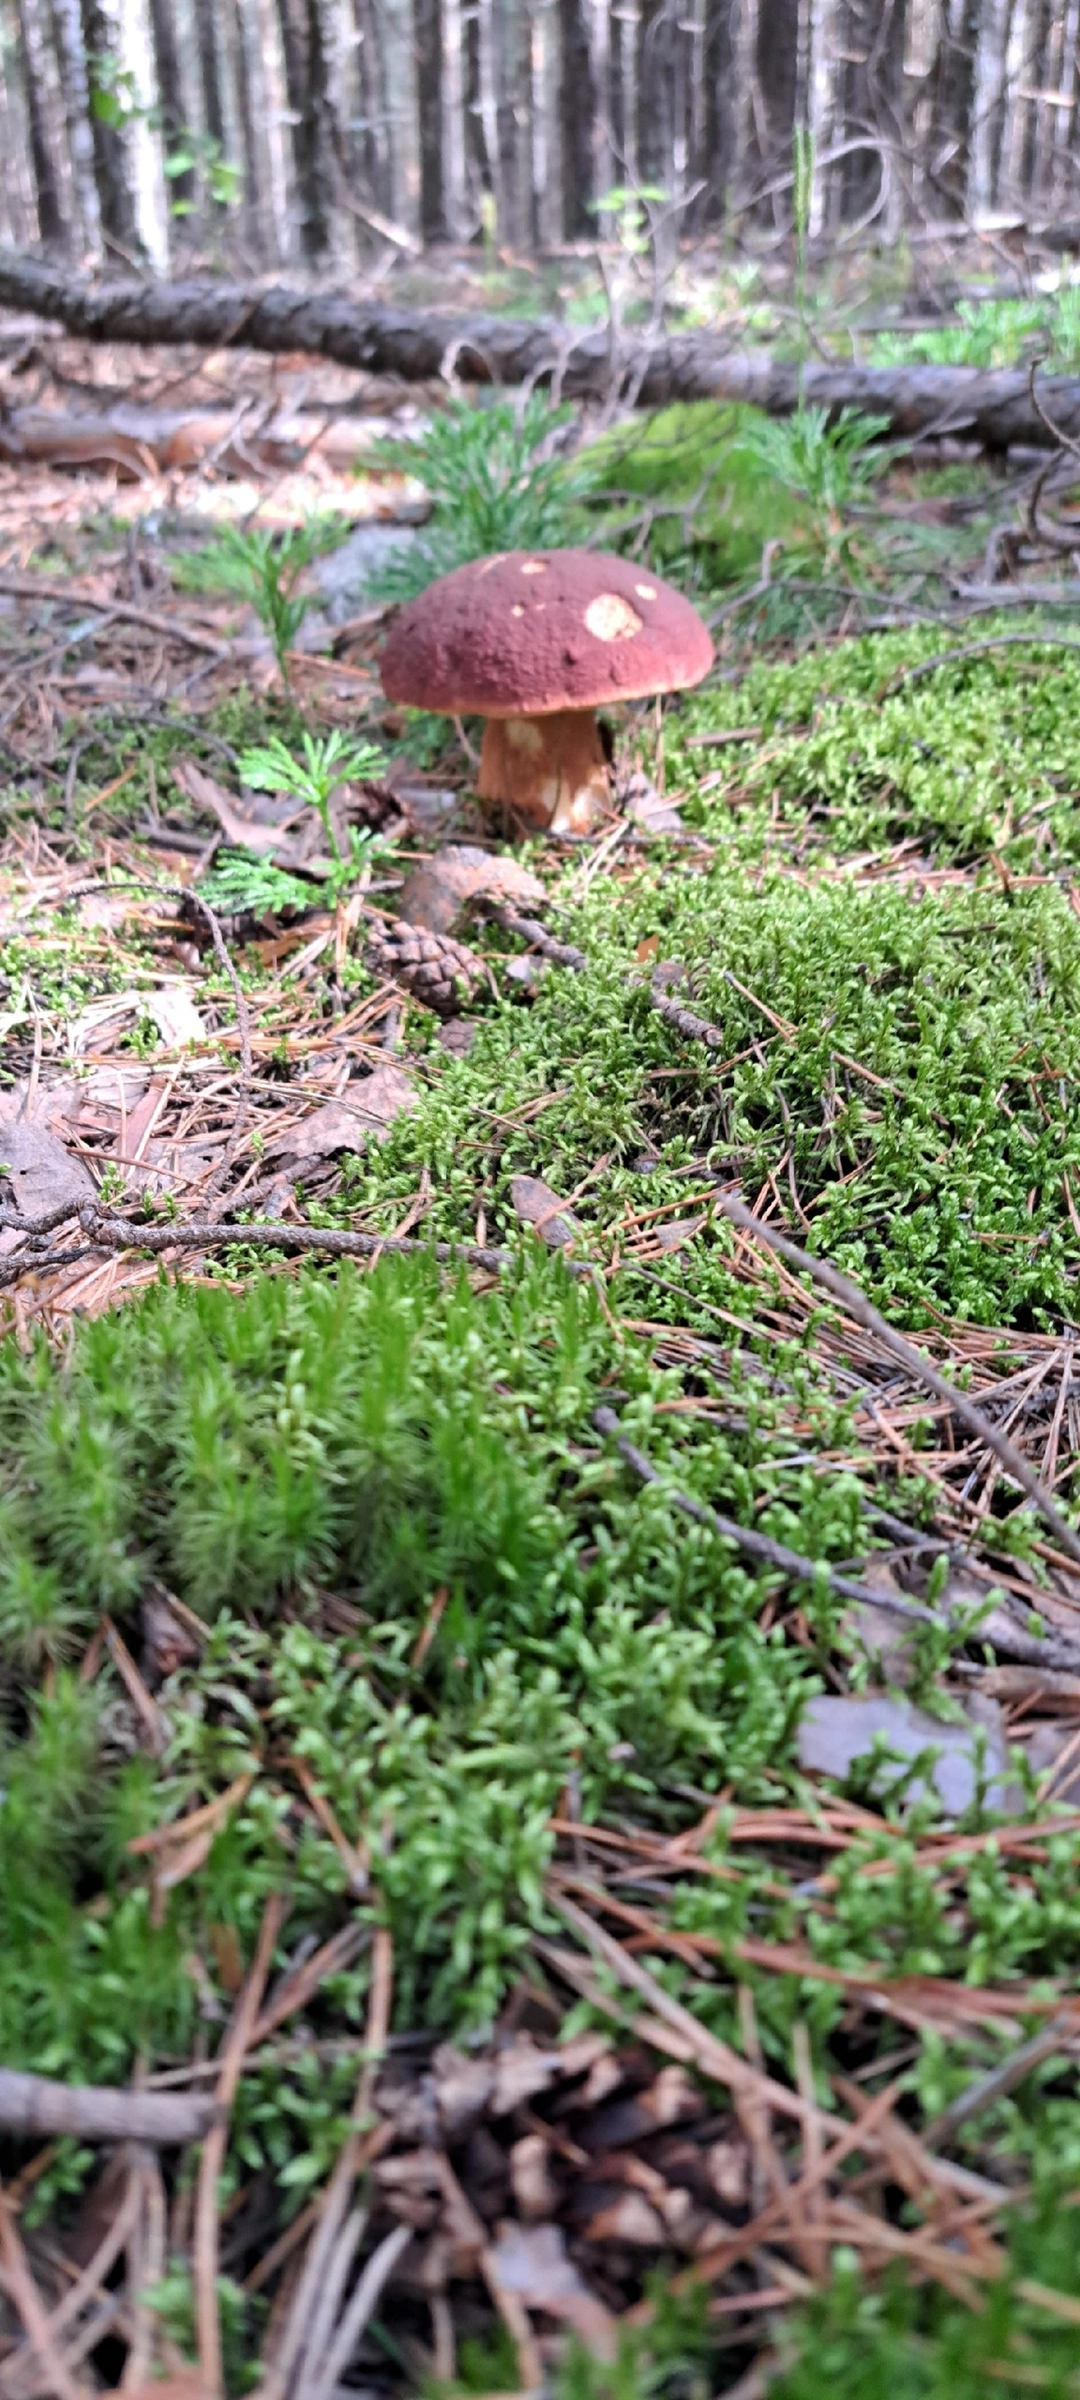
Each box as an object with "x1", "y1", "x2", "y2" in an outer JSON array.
[
  {"x1": 0, "y1": 573, "x2": 226, "y2": 656},
  {"x1": 882, "y1": 630, "x2": 1080, "y2": 694},
  {"x1": 0, "y1": 2072, "x2": 211, "y2": 2148},
  {"x1": 591, "y1": 1403, "x2": 943, "y2": 1622},
  {"x1": 0, "y1": 2193, "x2": 84, "y2": 2400},
  {"x1": 714, "y1": 1194, "x2": 1080, "y2": 1570},
  {"x1": 74, "y1": 1206, "x2": 518, "y2": 1277},
  {"x1": 194, "y1": 1891, "x2": 285, "y2": 2400}
]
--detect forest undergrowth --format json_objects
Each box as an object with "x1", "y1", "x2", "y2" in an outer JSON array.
[{"x1": 5, "y1": 324, "x2": 1080, "y2": 2393}]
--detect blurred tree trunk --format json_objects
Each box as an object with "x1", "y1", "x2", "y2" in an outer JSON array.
[
  {"x1": 80, "y1": 0, "x2": 139, "y2": 251},
  {"x1": 146, "y1": 0, "x2": 194, "y2": 213},
  {"x1": 839, "y1": 0, "x2": 907, "y2": 222},
  {"x1": 352, "y1": 0, "x2": 392, "y2": 216},
  {"x1": 415, "y1": 0, "x2": 445, "y2": 238},
  {"x1": 925, "y1": 0, "x2": 981, "y2": 215},
  {"x1": 230, "y1": 0, "x2": 265, "y2": 252},
  {"x1": 276, "y1": 0, "x2": 334, "y2": 257},
  {"x1": 49, "y1": 0, "x2": 101, "y2": 251},
  {"x1": 755, "y1": 0, "x2": 800, "y2": 192},
  {"x1": 12, "y1": 0, "x2": 68, "y2": 244},
  {"x1": 558, "y1": 0, "x2": 595, "y2": 234},
  {"x1": 703, "y1": 0, "x2": 737, "y2": 223},
  {"x1": 192, "y1": 0, "x2": 226, "y2": 153}
]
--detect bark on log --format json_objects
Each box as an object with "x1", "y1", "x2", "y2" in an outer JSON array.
[
  {"x1": 2, "y1": 251, "x2": 1080, "y2": 450},
  {"x1": 0, "y1": 404, "x2": 430, "y2": 482},
  {"x1": 0, "y1": 2069, "x2": 213, "y2": 2145}
]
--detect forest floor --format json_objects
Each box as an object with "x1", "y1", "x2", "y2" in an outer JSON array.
[{"x1": 5, "y1": 286, "x2": 1080, "y2": 2398}]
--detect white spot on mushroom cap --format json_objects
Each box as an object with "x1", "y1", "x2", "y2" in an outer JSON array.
[
  {"x1": 520, "y1": 560, "x2": 548, "y2": 575},
  {"x1": 636, "y1": 582, "x2": 657, "y2": 599},
  {"x1": 584, "y1": 592, "x2": 643, "y2": 642},
  {"x1": 511, "y1": 603, "x2": 525, "y2": 617}
]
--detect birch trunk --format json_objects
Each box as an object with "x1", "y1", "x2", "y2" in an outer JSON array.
[
  {"x1": 50, "y1": 0, "x2": 101, "y2": 252},
  {"x1": 12, "y1": 0, "x2": 68, "y2": 244}
]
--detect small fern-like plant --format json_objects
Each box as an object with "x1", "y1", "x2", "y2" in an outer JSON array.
[
  {"x1": 236, "y1": 730, "x2": 390, "y2": 905},
  {"x1": 734, "y1": 404, "x2": 895, "y2": 569},
  {"x1": 173, "y1": 518, "x2": 343, "y2": 683},
  {"x1": 367, "y1": 393, "x2": 606, "y2": 600}
]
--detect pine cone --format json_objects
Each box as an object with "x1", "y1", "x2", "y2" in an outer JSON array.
[{"x1": 368, "y1": 922, "x2": 487, "y2": 1016}]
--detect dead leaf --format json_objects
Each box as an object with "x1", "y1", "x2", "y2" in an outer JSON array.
[
  {"x1": 621, "y1": 768, "x2": 684, "y2": 834},
  {"x1": 582, "y1": 2189, "x2": 668, "y2": 2247},
  {"x1": 438, "y1": 1016, "x2": 480, "y2": 1057},
  {"x1": 398, "y1": 844, "x2": 545, "y2": 935},
  {"x1": 143, "y1": 986, "x2": 205, "y2": 1048},
  {"x1": 487, "y1": 2220, "x2": 617, "y2": 2358},
  {"x1": 510, "y1": 2134, "x2": 559, "y2": 2222},
  {"x1": 797, "y1": 1690, "x2": 1017, "y2": 1819},
  {"x1": 140, "y1": 1587, "x2": 202, "y2": 1688},
  {"x1": 0, "y1": 1081, "x2": 94, "y2": 1218},
  {"x1": 653, "y1": 1215, "x2": 705, "y2": 1254},
  {"x1": 510, "y1": 1173, "x2": 579, "y2": 1249},
  {"x1": 266, "y1": 1063, "x2": 416, "y2": 1164},
  {"x1": 70, "y1": 985, "x2": 204, "y2": 1054},
  {"x1": 171, "y1": 755, "x2": 284, "y2": 855}
]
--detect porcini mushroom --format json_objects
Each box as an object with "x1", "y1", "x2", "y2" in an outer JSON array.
[{"x1": 379, "y1": 548, "x2": 714, "y2": 834}]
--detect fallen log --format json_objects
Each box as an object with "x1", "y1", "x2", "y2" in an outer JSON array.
[
  {"x1": 0, "y1": 2067, "x2": 213, "y2": 2145},
  {"x1": 2, "y1": 250, "x2": 1080, "y2": 450},
  {"x1": 0, "y1": 403, "x2": 422, "y2": 481}
]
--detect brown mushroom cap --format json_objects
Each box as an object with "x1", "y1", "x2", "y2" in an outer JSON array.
[{"x1": 379, "y1": 549, "x2": 714, "y2": 718}]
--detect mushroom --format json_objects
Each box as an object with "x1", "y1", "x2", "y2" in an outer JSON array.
[{"x1": 379, "y1": 548, "x2": 714, "y2": 834}]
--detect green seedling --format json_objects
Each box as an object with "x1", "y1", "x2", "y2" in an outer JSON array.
[
  {"x1": 173, "y1": 519, "x2": 343, "y2": 683},
  {"x1": 367, "y1": 392, "x2": 607, "y2": 601},
  {"x1": 733, "y1": 403, "x2": 895, "y2": 568},
  {"x1": 237, "y1": 730, "x2": 389, "y2": 905}
]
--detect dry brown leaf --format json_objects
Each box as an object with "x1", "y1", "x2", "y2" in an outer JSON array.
[
  {"x1": 398, "y1": 844, "x2": 545, "y2": 935},
  {"x1": 510, "y1": 1173, "x2": 579, "y2": 1249},
  {"x1": 266, "y1": 1063, "x2": 416, "y2": 1165},
  {"x1": 621, "y1": 769, "x2": 684, "y2": 834},
  {"x1": 171, "y1": 755, "x2": 285, "y2": 855},
  {"x1": 144, "y1": 986, "x2": 205, "y2": 1048},
  {"x1": 509, "y1": 2134, "x2": 559, "y2": 2222},
  {"x1": 487, "y1": 2220, "x2": 617, "y2": 2358},
  {"x1": 797, "y1": 1691, "x2": 1016, "y2": 1819},
  {"x1": 582, "y1": 2189, "x2": 666, "y2": 2246},
  {"x1": 0, "y1": 1081, "x2": 95, "y2": 1218}
]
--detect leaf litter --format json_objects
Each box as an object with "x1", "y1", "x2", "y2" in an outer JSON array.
[{"x1": 4, "y1": 331, "x2": 1080, "y2": 2394}]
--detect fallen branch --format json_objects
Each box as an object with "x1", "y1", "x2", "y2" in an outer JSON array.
[
  {"x1": 0, "y1": 404, "x2": 418, "y2": 481},
  {"x1": 0, "y1": 2068, "x2": 213, "y2": 2146},
  {"x1": 715, "y1": 1194, "x2": 1080, "y2": 1571},
  {"x1": 71, "y1": 1205, "x2": 518, "y2": 1277},
  {"x1": 4, "y1": 252, "x2": 1080, "y2": 447},
  {"x1": 0, "y1": 573, "x2": 226, "y2": 657},
  {"x1": 591, "y1": 1402, "x2": 938, "y2": 1620}
]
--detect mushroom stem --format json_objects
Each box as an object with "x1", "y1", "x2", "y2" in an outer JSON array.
[{"x1": 477, "y1": 709, "x2": 611, "y2": 835}]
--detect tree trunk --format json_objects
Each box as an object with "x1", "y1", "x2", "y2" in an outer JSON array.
[
  {"x1": 146, "y1": 0, "x2": 192, "y2": 215},
  {"x1": 230, "y1": 0, "x2": 265, "y2": 252},
  {"x1": 637, "y1": 0, "x2": 676, "y2": 193},
  {"x1": 192, "y1": 0, "x2": 226, "y2": 162},
  {"x1": 755, "y1": 0, "x2": 800, "y2": 189},
  {"x1": 15, "y1": 253, "x2": 1080, "y2": 450},
  {"x1": 80, "y1": 0, "x2": 139, "y2": 252},
  {"x1": 275, "y1": 0, "x2": 333, "y2": 257},
  {"x1": 414, "y1": 0, "x2": 445, "y2": 239},
  {"x1": 927, "y1": 0, "x2": 982, "y2": 217},
  {"x1": 558, "y1": 0, "x2": 595, "y2": 235},
  {"x1": 839, "y1": 0, "x2": 907, "y2": 224},
  {"x1": 703, "y1": 0, "x2": 737, "y2": 223},
  {"x1": 12, "y1": 0, "x2": 68, "y2": 245},
  {"x1": 49, "y1": 0, "x2": 102, "y2": 252}
]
